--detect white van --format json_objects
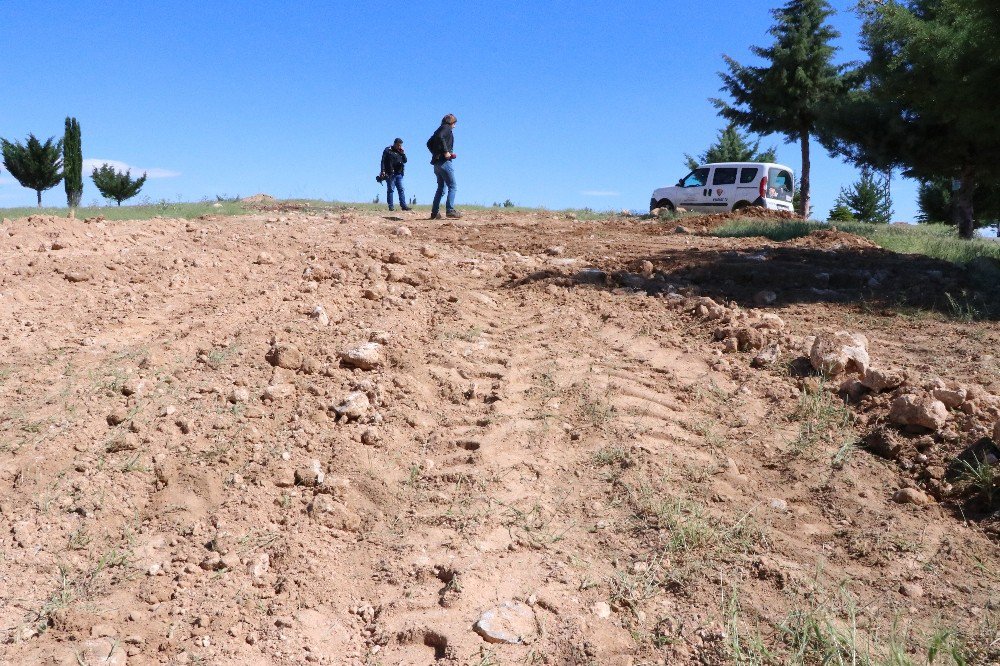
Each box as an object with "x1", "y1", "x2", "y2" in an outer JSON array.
[{"x1": 649, "y1": 162, "x2": 795, "y2": 214}]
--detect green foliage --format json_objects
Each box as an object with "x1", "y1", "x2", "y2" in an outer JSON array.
[
  {"x1": 683, "y1": 124, "x2": 777, "y2": 171},
  {"x1": 835, "y1": 169, "x2": 893, "y2": 224},
  {"x1": 918, "y1": 177, "x2": 1000, "y2": 227},
  {"x1": 828, "y1": 202, "x2": 855, "y2": 222},
  {"x1": 63, "y1": 118, "x2": 83, "y2": 209},
  {"x1": 713, "y1": 0, "x2": 847, "y2": 217},
  {"x1": 820, "y1": 0, "x2": 1000, "y2": 238},
  {"x1": 1, "y1": 134, "x2": 64, "y2": 207},
  {"x1": 91, "y1": 164, "x2": 147, "y2": 206}
]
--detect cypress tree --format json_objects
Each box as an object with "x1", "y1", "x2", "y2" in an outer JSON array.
[
  {"x1": 713, "y1": 0, "x2": 847, "y2": 218},
  {"x1": 63, "y1": 117, "x2": 83, "y2": 211},
  {"x1": 0, "y1": 134, "x2": 64, "y2": 207}
]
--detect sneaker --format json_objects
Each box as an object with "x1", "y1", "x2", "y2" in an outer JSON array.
[
  {"x1": 388, "y1": 208, "x2": 395, "y2": 212},
  {"x1": 430, "y1": 214, "x2": 443, "y2": 220},
  {"x1": 446, "y1": 210, "x2": 463, "y2": 219},
  {"x1": 401, "y1": 206, "x2": 412, "y2": 211}
]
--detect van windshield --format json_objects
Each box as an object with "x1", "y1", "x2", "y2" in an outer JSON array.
[{"x1": 767, "y1": 167, "x2": 794, "y2": 202}]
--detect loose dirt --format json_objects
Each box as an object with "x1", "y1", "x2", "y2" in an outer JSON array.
[{"x1": 1, "y1": 208, "x2": 999, "y2": 665}]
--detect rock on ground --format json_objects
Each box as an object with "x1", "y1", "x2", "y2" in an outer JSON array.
[
  {"x1": 861, "y1": 366, "x2": 907, "y2": 392},
  {"x1": 889, "y1": 394, "x2": 948, "y2": 431},
  {"x1": 266, "y1": 343, "x2": 303, "y2": 370},
  {"x1": 473, "y1": 601, "x2": 537, "y2": 644},
  {"x1": 810, "y1": 331, "x2": 870, "y2": 377},
  {"x1": 340, "y1": 342, "x2": 383, "y2": 370}
]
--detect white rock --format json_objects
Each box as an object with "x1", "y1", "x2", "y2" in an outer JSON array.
[
  {"x1": 340, "y1": 342, "x2": 383, "y2": 370},
  {"x1": 592, "y1": 601, "x2": 612, "y2": 619},
  {"x1": 861, "y1": 366, "x2": 906, "y2": 392},
  {"x1": 810, "y1": 331, "x2": 870, "y2": 377},
  {"x1": 263, "y1": 383, "x2": 295, "y2": 401},
  {"x1": 889, "y1": 394, "x2": 948, "y2": 431},
  {"x1": 310, "y1": 304, "x2": 330, "y2": 326},
  {"x1": 332, "y1": 391, "x2": 370, "y2": 420},
  {"x1": 474, "y1": 601, "x2": 537, "y2": 644}
]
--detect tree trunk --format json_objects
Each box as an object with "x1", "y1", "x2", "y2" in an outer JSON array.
[
  {"x1": 953, "y1": 168, "x2": 976, "y2": 239},
  {"x1": 36, "y1": 190, "x2": 42, "y2": 208},
  {"x1": 799, "y1": 132, "x2": 811, "y2": 218}
]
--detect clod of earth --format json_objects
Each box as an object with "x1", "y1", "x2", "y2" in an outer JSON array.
[{"x1": 266, "y1": 343, "x2": 303, "y2": 370}]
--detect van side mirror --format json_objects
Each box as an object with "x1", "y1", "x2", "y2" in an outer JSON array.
[{"x1": 677, "y1": 179, "x2": 684, "y2": 187}]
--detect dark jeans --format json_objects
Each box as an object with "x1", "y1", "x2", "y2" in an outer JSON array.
[
  {"x1": 432, "y1": 161, "x2": 456, "y2": 216},
  {"x1": 386, "y1": 174, "x2": 406, "y2": 210}
]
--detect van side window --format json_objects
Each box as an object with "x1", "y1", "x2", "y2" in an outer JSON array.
[
  {"x1": 739, "y1": 167, "x2": 759, "y2": 184},
  {"x1": 712, "y1": 168, "x2": 737, "y2": 185},
  {"x1": 682, "y1": 168, "x2": 710, "y2": 188}
]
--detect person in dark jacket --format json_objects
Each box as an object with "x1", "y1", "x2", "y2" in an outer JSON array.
[
  {"x1": 427, "y1": 114, "x2": 461, "y2": 219},
  {"x1": 380, "y1": 138, "x2": 410, "y2": 211}
]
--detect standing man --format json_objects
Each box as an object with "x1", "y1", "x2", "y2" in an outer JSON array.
[
  {"x1": 427, "y1": 114, "x2": 461, "y2": 219},
  {"x1": 381, "y1": 138, "x2": 410, "y2": 212}
]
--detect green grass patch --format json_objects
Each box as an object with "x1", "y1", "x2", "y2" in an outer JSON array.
[
  {"x1": 715, "y1": 219, "x2": 1000, "y2": 266},
  {"x1": 0, "y1": 198, "x2": 634, "y2": 222}
]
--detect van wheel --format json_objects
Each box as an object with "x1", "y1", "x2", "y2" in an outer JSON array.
[
  {"x1": 654, "y1": 199, "x2": 674, "y2": 213},
  {"x1": 732, "y1": 201, "x2": 752, "y2": 212}
]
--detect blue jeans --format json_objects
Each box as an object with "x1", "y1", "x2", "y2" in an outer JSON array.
[
  {"x1": 386, "y1": 174, "x2": 406, "y2": 210},
  {"x1": 432, "y1": 161, "x2": 456, "y2": 216}
]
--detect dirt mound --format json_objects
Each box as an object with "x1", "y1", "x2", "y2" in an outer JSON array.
[
  {"x1": 669, "y1": 206, "x2": 800, "y2": 233},
  {"x1": 786, "y1": 228, "x2": 879, "y2": 250},
  {"x1": 240, "y1": 193, "x2": 275, "y2": 204},
  {"x1": 1, "y1": 208, "x2": 999, "y2": 664}
]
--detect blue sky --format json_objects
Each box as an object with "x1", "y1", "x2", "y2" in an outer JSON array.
[{"x1": 0, "y1": 1, "x2": 920, "y2": 220}]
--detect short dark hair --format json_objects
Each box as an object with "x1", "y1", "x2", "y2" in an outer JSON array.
[
  {"x1": 393, "y1": 138, "x2": 403, "y2": 145},
  {"x1": 442, "y1": 114, "x2": 457, "y2": 125}
]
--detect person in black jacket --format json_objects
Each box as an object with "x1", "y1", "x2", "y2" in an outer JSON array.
[
  {"x1": 427, "y1": 114, "x2": 461, "y2": 219},
  {"x1": 380, "y1": 138, "x2": 410, "y2": 212}
]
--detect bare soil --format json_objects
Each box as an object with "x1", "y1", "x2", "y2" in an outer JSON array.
[{"x1": 2, "y1": 207, "x2": 999, "y2": 665}]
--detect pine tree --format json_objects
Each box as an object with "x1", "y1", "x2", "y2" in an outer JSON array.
[
  {"x1": 827, "y1": 202, "x2": 855, "y2": 222},
  {"x1": 91, "y1": 164, "x2": 146, "y2": 206},
  {"x1": 684, "y1": 124, "x2": 777, "y2": 171},
  {"x1": 1, "y1": 134, "x2": 64, "y2": 207},
  {"x1": 63, "y1": 118, "x2": 83, "y2": 211},
  {"x1": 820, "y1": 0, "x2": 1000, "y2": 238},
  {"x1": 834, "y1": 169, "x2": 892, "y2": 224},
  {"x1": 917, "y1": 176, "x2": 1000, "y2": 227},
  {"x1": 713, "y1": 0, "x2": 847, "y2": 218}
]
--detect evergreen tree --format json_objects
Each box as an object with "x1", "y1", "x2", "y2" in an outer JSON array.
[
  {"x1": 684, "y1": 124, "x2": 777, "y2": 171},
  {"x1": 827, "y1": 202, "x2": 855, "y2": 222},
  {"x1": 917, "y1": 176, "x2": 1000, "y2": 227},
  {"x1": 91, "y1": 164, "x2": 146, "y2": 205},
  {"x1": 713, "y1": 0, "x2": 846, "y2": 218},
  {"x1": 835, "y1": 169, "x2": 893, "y2": 224},
  {"x1": 819, "y1": 0, "x2": 1000, "y2": 238},
  {"x1": 1, "y1": 134, "x2": 64, "y2": 207},
  {"x1": 63, "y1": 117, "x2": 83, "y2": 210}
]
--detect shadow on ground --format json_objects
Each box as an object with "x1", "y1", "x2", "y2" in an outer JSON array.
[{"x1": 510, "y1": 242, "x2": 998, "y2": 319}]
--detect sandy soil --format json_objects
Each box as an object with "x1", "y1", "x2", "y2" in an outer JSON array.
[{"x1": 1, "y1": 206, "x2": 999, "y2": 665}]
